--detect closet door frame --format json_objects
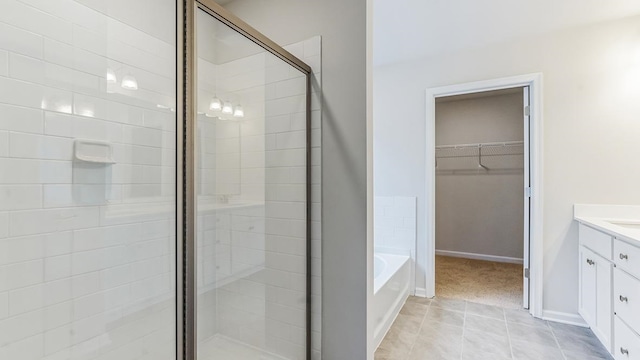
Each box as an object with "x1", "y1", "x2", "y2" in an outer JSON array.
[
  {"x1": 523, "y1": 86, "x2": 531, "y2": 310},
  {"x1": 423, "y1": 73, "x2": 544, "y2": 318}
]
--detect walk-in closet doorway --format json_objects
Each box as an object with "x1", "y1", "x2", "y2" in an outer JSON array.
[{"x1": 423, "y1": 74, "x2": 544, "y2": 318}]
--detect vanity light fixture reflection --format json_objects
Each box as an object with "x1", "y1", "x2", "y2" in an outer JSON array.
[
  {"x1": 233, "y1": 104, "x2": 244, "y2": 118},
  {"x1": 121, "y1": 74, "x2": 138, "y2": 90},
  {"x1": 222, "y1": 101, "x2": 233, "y2": 114},
  {"x1": 106, "y1": 68, "x2": 117, "y2": 84},
  {"x1": 209, "y1": 96, "x2": 222, "y2": 111}
]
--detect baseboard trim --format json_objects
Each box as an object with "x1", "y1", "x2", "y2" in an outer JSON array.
[
  {"x1": 542, "y1": 310, "x2": 588, "y2": 327},
  {"x1": 435, "y1": 250, "x2": 524, "y2": 264},
  {"x1": 414, "y1": 287, "x2": 427, "y2": 298}
]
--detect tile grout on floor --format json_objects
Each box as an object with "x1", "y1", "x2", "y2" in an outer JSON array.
[
  {"x1": 375, "y1": 296, "x2": 612, "y2": 360},
  {"x1": 548, "y1": 323, "x2": 569, "y2": 360},
  {"x1": 504, "y1": 308, "x2": 515, "y2": 360}
]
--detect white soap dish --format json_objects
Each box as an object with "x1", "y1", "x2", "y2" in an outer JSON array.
[{"x1": 74, "y1": 139, "x2": 116, "y2": 164}]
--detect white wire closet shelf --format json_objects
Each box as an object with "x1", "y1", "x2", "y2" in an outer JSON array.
[
  {"x1": 435, "y1": 141, "x2": 524, "y2": 158},
  {"x1": 435, "y1": 140, "x2": 524, "y2": 171}
]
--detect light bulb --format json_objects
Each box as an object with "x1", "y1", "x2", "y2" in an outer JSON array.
[
  {"x1": 209, "y1": 96, "x2": 222, "y2": 111},
  {"x1": 121, "y1": 74, "x2": 138, "y2": 90},
  {"x1": 106, "y1": 68, "x2": 117, "y2": 84},
  {"x1": 233, "y1": 104, "x2": 244, "y2": 118},
  {"x1": 222, "y1": 101, "x2": 233, "y2": 114}
]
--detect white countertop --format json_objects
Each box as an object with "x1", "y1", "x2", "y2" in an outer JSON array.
[{"x1": 574, "y1": 204, "x2": 640, "y2": 243}]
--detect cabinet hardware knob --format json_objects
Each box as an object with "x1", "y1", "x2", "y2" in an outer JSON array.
[
  {"x1": 620, "y1": 253, "x2": 629, "y2": 260},
  {"x1": 620, "y1": 347, "x2": 629, "y2": 355},
  {"x1": 586, "y1": 259, "x2": 595, "y2": 265},
  {"x1": 620, "y1": 295, "x2": 629, "y2": 303}
]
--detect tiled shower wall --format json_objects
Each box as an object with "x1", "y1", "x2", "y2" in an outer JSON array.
[
  {"x1": 288, "y1": 39, "x2": 323, "y2": 360},
  {"x1": 0, "y1": 1, "x2": 176, "y2": 359},
  {"x1": 269, "y1": 38, "x2": 322, "y2": 359},
  {"x1": 194, "y1": 36, "x2": 322, "y2": 359},
  {"x1": 374, "y1": 196, "x2": 417, "y2": 258},
  {"x1": 0, "y1": 1, "x2": 322, "y2": 359}
]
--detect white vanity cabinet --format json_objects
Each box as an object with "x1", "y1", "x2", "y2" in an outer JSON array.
[
  {"x1": 577, "y1": 222, "x2": 640, "y2": 360},
  {"x1": 613, "y1": 238, "x2": 640, "y2": 360},
  {"x1": 615, "y1": 315, "x2": 640, "y2": 360},
  {"x1": 578, "y1": 224, "x2": 613, "y2": 352}
]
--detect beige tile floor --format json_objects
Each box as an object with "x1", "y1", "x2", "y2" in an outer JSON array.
[{"x1": 375, "y1": 297, "x2": 613, "y2": 360}]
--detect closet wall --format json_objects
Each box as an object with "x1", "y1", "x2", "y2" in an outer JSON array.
[{"x1": 435, "y1": 89, "x2": 524, "y2": 261}]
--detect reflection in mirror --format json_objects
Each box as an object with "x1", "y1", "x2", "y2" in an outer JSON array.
[{"x1": 195, "y1": 7, "x2": 308, "y2": 360}]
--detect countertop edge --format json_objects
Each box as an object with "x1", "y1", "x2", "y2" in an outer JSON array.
[{"x1": 574, "y1": 216, "x2": 640, "y2": 244}]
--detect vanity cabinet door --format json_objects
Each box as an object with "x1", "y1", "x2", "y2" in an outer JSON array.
[
  {"x1": 614, "y1": 316, "x2": 640, "y2": 360},
  {"x1": 579, "y1": 246, "x2": 613, "y2": 352},
  {"x1": 580, "y1": 246, "x2": 597, "y2": 326},
  {"x1": 614, "y1": 267, "x2": 640, "y2": 335}
]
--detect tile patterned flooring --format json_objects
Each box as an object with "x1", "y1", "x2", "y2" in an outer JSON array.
[{"x1": 375, "y1": 296, "x2": 613, "y2": 360}]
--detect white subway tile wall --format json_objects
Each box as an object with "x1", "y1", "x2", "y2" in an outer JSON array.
[
  {"x1": 194, "y1": 20, "x2": 321, "y2": 359},
  {"x1": 0, "y1": 1, "x2": 176, "y2": 360},
  {"x1": 374, "y1": 196, "x2": 417, "y2": 258}
]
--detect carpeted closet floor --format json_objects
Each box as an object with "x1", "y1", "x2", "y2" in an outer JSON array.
[{"x1": 435, "y1": 255, "x2": 523, "y2": 309}]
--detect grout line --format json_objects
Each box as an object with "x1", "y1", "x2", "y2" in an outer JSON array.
[
  {"x1": 404, "y1": 299, "x2": 430, "y2": 360},
  {"x1": 459, "y1": 300, "x2": 467, "y2": 360},
  {"x1": 548, "y1": 324, "x2": 569, "y2": 360},
  {"x1": 504, "y1": 309, "x2": 515, "y2": 360}
]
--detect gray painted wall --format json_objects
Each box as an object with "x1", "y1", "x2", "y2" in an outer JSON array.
[
  {"x1": 435, "y1": 91, "x2": 524, "y2": 260},
  {"x1": 222, "y1": 1, "x2": 368, "y2": 359}
]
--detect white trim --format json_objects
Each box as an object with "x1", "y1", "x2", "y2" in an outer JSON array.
[
  {"x1": 425, "y1": 73, "x2": 544, "y2": 319},
  {"x1": 366, "y1": 0, "x2": 375, "y2": 357},
  {"x1": 542, "y1": 310, "x2": 589, "y2": 328},
  {"x1": 435, "y1": 250, "x2": 524, "y2": 265},
  {"x1": 414, "y1": 287, "x2": 427, "y2": 298},
  {"x1": 522, "y1": 85, "x2": 531, "y2": 309}
]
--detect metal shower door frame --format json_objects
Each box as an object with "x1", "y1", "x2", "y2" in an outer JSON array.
[{"x1": 177, "y1": 1, "x2": 313, "y2": 359}]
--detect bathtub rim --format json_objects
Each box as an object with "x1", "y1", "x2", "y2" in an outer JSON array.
[{"x1": 374, "y1": 252, "x2": 411, "y2": 294}]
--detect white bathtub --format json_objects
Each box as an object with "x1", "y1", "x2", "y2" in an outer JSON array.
[{"x1": 373, "y1": 253, "x2": 411, "y2": 349}]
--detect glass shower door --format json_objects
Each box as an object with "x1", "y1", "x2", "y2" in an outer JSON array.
[{"x1": 193, "y1": 5, "x2": 309, "y2": 360}]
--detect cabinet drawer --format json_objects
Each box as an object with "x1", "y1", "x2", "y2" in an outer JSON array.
[
  {"x1": 614, "y1": 316, "x2": 640, "y2": 360},
  {"x1": 580, "y1": 224, "x2": 613, "y2": 260},
  {"x1": 614, "y1": 267, "x2": 640, "y2": 335},
  {"x1": 615, "y1": 239, "x2": 640, "y2": 279}
]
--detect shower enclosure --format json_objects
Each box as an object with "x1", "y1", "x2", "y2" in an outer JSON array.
[
  {"x1": 183, "y1": 1, "x2": 311, "y2": 359},
  {"x1": 0, "y1": 0, "x2": 311, "y2": 359}
]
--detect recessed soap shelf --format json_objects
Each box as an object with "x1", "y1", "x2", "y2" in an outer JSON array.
[{"x1": 74, "y1": 139, "x2": 116, "y2": 164}]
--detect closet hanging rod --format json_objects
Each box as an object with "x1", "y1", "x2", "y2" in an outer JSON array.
[{"x1": 435, "y1": 140, "x2": 524, "y2": 150}]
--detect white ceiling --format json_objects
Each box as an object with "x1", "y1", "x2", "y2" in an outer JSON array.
[{"x1": 373, "y1": 0, "x2": 640, "y2": 67}]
